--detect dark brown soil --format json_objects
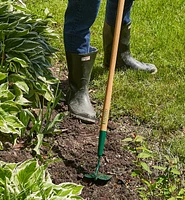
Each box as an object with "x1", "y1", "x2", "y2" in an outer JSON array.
[{"x1": 0, "y1": 65, "x2": 153, "y2": 200}]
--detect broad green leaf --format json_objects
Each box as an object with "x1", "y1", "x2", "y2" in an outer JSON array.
[
  {"x1": 7, "y1": 57, "x2": 28, "y2": 68},
  {"x1": 12, "y1": 40, "x2": 40, "y2": 52},
  {"x1": 0, "y1": 102, "x2": 19, "y2": 115},
  {"x1": 0, "y1": 90, "x2": 15, "y2": 102},
  {"x1": 0, "y1": 141, "x2": 3, "y2": 150},
  {"x1": 23, "y1": 31, "x2": 38, "y2": 39},
  {"x1": 8, "y1": 73, "x2": 26, "y2": 82},
  {"x1": 15, "y1": 160, "x2": 38, "y2": 186},
  {"x1": 19, "y1": 109, "x2": 35, "y2": 127},
  {"x1": 0, "y1": 41, "x2": 2, "y2": 53},
  {"x1": 0, "y1": 4, "x2": 9, "y2": 14},
  {"x1": 13, "y1": 84, "x2": 30, "y2": 105},
  {"x1": 40, "y1": 83, "x2": 54, "y2": 101},
  {"x1": 6, "y1": 50, "x2": 30, "y2": 63},
  {"x1": 0, "y1": 159, "x2": 83, "y2": 199},
  {"x1": 0, "y1": 72, "x2": 7, "y2": 80},
  {"x1": 0, "y1": 115, "x2": 12, "y2": 133},
  {"x1": 0, "y1": 23, "x2": 9, "y2": 30},
  {"x1": 5, "y1": 29, "x2": 29, "y2": 39},
  {"x1": 0, "y1": 82, "x2": 8, "y2": 90},
  {"x1": 5, "y1": 38, "x2": 24, "y2": 51},
  {"x1": 14, "y1": 81, "x2": 29, "y2": 94},
  {"x1": 38, "y1": 76, "x2": 58, "y2": 85},
  {"x1": 4, "y1": 114, "x2": 24, "y2": 129}
]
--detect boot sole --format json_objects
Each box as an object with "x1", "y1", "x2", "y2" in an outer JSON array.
[{"x1": 71, "y1": 113, "x2": 96, "y2": 124}]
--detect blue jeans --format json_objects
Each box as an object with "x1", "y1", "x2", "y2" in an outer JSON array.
[{"x1": 64, "y1": 0, "x2": 134, "y2": 54}]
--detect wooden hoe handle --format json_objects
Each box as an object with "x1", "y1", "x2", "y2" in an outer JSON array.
[{"x1": 100, "y1": 0, "x2": 125, "y2": 131}]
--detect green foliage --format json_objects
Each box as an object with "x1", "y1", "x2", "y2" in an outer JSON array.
[
  {"x1": 0, "y1": 159, "x2": 84, "y2": 200},
  {"x1": 0, "y1": 1, "x2": 60, "y2": 139},
  {"x1": 122, "y1": 136, "x2": 185, "y2": 199}
]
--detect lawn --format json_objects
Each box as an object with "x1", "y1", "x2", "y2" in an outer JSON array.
[{"x1": 26, "y1": 0, "x2": 185, "y2": 131}]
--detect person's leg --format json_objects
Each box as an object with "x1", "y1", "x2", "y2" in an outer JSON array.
[
  {"x1": 105, "y1": 0, "x2": 133, "y2": 27},
  {"x1": 64, "y1": 0, "x2": 101, "y2": 54},
  {"x1": 64, "y1": 0, "x2": 101, "y2": 123},
  {"x1": 103, "y1": 0, "x2": 157, "y2": 73}
]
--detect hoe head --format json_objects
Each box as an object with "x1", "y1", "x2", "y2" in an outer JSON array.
[{"x1": 84, "y1": 173, "x2": 112, "y2": 181}]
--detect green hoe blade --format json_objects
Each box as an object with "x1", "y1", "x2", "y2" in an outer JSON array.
[
  {"x1": 84, "y1": 173, "x2": 112, "y2": 181},
  {"x1": 84, "y1": 157, "x2": 112, "y2": 181}
]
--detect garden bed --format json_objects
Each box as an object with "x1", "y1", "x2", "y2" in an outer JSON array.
[{"x1": 0, "y1": 67, "x2": 154, "y2": 199}]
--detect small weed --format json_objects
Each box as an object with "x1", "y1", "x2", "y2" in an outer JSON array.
[{"x1": 122, "y1": 135, "x2": 185, "y2": 200}]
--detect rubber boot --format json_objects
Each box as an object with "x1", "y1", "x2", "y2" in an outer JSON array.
[
  {"x1": 103, "y1": 22, "x2": 157, "y2": 74},
  {"x1": 66, "y1": 47, "x2": 98, "y2": 123}
]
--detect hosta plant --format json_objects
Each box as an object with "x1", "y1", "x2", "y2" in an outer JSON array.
[
  {"x1": 0, "y1": 1, "x2": 59, "y2": 138},
  {"x1": 0, "y1": 159, "x2": 84, "y2": 200}
]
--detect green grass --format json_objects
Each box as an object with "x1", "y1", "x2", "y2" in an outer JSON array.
[{"x1": 25, "y1": 0, "x2": 185, "y2": 134}]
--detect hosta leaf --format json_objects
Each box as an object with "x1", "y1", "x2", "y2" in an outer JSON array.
[
  {"x1": 12, "y1": 40, "x2": 40, "y2": 52},
  {"x1": 41, "y1": 84, "x2": 54, "y2": 101},
  {"x1": 0, "y1": 4, "x2": 9, "y2": 14},
  {"x1": 0, "y1": 82, "x2": 8, "y2": 90},
  {"x1": 0, "y1": 102, "x2": 19, "y2": 115},
  {"x1": 57, "y1": 183, "x2": 84, "y2": 197},
  {"x1": 0, "y1": 159, "x2": 83, "y2": 199},
  {"x1": 0, "y1": 115, "x2": 13, "y2": 133},
  {"x1": 16, "y1": 95, "x2": 30, "y2": 105},
  {"x1": 0, "y1": 167, "x2": 6, "y2": 183},
  {"x1": 33, "y1": 26, "x2": 48, "y2": 33},
  {"x1": 23, "y1": 31, "x2": 39, "y2": 39},
  {"x1": 5, "y1": 38, "x2": 24, "y2": 52},
  {"x1": 4, "y1": 114, "x2": 24, "y2": 129},
  {"x1": 15, "y1": 160, "x2": 38, "y2": 185},
  {"x1": 0, "y1": 90, "x2": 15, "y2": 102},
  {"x1": 8, "y1": 73, "x2": 26, "y2": 81},
  {"x1": 14, "y1": 81, "x2": 29, "y2": 93},
  {"x1": 13, "y1": 84, "x2": 30, "y2": 105},
  {"x1": 38, "y1": 76, "x2": 57, "y2": 84},
  {"x1": 6, "y1": 50, "x2": 30, "y2": 63},
  {"x1": 38, "y1": 39, "x2": 58, "y2": 54},
  {"x1": 19, "y1": 109, "x2": 35, "y2": 131},
  {"x1": 0, "y1": 72, "x2": 7, "y2": 80},
  {"x1": 7, "y1": 57, "x2": 28, "y2": 68},
  {"x1": 5, "y1": 29, "x2": 29, "y2": 39},
  {"x1": 8, "y1": 13, "x2": 30, "y2": 23},
  {"x1": 0, "y1": 41, "x2": 2, "y2": 53},
  {"x1": 0, "y1": 22, "x2": 9, "y2": 30},
  {"x1": 8, "y1": 20, "x2": 19, "y2": 29}
]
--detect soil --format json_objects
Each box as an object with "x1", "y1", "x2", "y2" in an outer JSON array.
[{"x1": 0, "y1": 65, "x2": 153, "y2": 200}]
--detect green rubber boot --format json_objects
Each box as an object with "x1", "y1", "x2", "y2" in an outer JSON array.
[
  {"x1": 66, "y1": 48, "x2": 98, "y2": 123},
  {"x1": 103, "y1": 22, "x2": 157, "y2": 74}
]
